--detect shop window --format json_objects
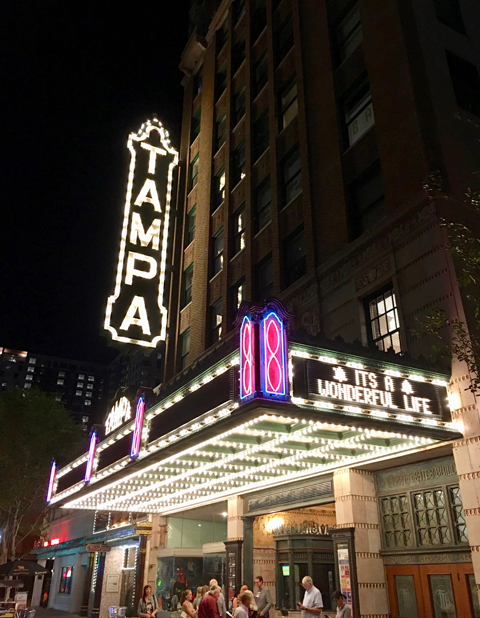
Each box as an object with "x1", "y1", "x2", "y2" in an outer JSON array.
[
  {"x1": 191, "y1": 107, "x2": 201, "y2": 143},
  {"x1": 179, "y1": 329, "x2": 190, "y2": 370},
  {"x1": 434, "y1": 0, "x2": 465, "y2": 33},
  {"x1": 449, "y1": 485, "x2": 469, "y2": 544},
  {"x1": 233, "y1": 38, "x2": 246, "y2": 74},
  {"x1": 254, "y1": 52, "x2": 268, "y2": 97},
  {"x1": 209, "y1": 299, "x2": 223, "y2": 343},
  {"x1": 282, "y1": 145, "x2": 302, "y2": 206},
  {"x1": 211, "y1": 229, "x2": 224, "y2": 277},
  {"x1": 231, "y1": 140, "x2": 246, "y2": 186},
  {"x1": 231, "y1": 205, "x2": 246, "y2": 256},
  {"x1": 194, "y1": 66, "x2": 203, "y2": 96},
  {"x1": 186, "y1": 206, "x2": 196, "y2": 245},
  {"x1": 255, "y1": 254, "x2": 273, "y2": 302},
  {"x1": 231, "y1": 278, "x2": 245, "y2": 319},
  {"x1": 189, "y1": 154, "x2": 199, "y2": 191},
  {"x1": 365, "y1": 285, "x2": 402, "y2": 354},
  {"x1": 283, "y1": 227, "x2": 306, "y2": 288},
  {"x1": 279, "y1": 77, "x2": 298, "y2": 130},
  {"x1": 413, "y1": 489, "x2": 451, "y2": 546},
  {"x1": 344, "y1": 81, "x2": 374, "y2": 147},
  {"x1": 335, "y1": 5, "x2": 363, "y2": 64},
  {"x1": 182, "y1": 264, "x2": 193, "y2": 308},
  {"x1": 215, "y1": 113, "x2": 227, "y2": 151},
  {"x1": 276, "y1": 14, "x2": 294, "y2": 65},
  {"x1": 253, "y1": 177, "x2": 271, "y2": 233},
  {"x1": 233, "y1": 85, "x2": 246, "y2": 126},
  {"x1": 348, "y1": 162, "x2": 386, "y2": 238},
  {"x1": 212, "y1": 169, "x2": 226, "y2": 211},
  {"x1": 252, "y1": 0, "x2": 267, "y2": 41},
  {"x1": 217, "y1": 19, "x2": 228, "y2": 51},
  {"x1": 216, "y1": 63, "x2": 228, "y2": 99},
  {"x1": 59, "y1": 567, "x2": 74, "y2": 594},
  {"x1": 445, "y1": 51, "x2": 480, "y2": 117},
  {"x1": 253, "y1": 112, "x2": 269, "y2": 161},
  {"x1": 379, "y1": 495, "x2": 413, "y2": 548}
]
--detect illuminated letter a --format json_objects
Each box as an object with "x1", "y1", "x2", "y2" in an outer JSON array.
[{"x1": 120, "y1": 296, "x2": 151, "y2": 335}]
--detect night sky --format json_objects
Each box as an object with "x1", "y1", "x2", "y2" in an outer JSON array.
[{"x1": 2, "y1": 2, "x2": 191, "y2": 363}]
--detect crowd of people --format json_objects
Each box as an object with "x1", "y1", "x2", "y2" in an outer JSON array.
[{"x1": 138, "y1": 575, "x2": 351, "y2": 618}]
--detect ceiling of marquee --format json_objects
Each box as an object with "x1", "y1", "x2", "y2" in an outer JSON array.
[{"x1": 60, "y1": 411, "x2": 445, "y2": 515}]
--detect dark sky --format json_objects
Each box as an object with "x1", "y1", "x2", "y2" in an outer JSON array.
[{"x1": 2, "y1": 2, "x2": 191, "y2": 363}]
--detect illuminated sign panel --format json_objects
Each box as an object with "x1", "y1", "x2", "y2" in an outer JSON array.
[
  {"x1": 131, "y1": 397, "x2": 145, "y2": 459},
  {"x1": 105, "y1": 397, "x2": 132, "y2": 435},
  {"x1": 104, "y1": 118, "x2": 179, "y2": 347},
  {"x1": 240, "y1": 316, "x2": 255, "y2": 400},
  {"x1": 304, "y1": 358, "x2": 447, "y2": 418},
  {"x1": 85, "y1": 431, "x2": 97, "y2": 484},
  {"x1": 260, "y1": 311, "x2": 288, "y2": 399},
  {"x1": 46, "y1": 460, "x2": 56, "y2": 503}
]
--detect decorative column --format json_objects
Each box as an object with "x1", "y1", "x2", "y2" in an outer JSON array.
[
  {"x1": 333, "y1": 468, "x2": 388, "y2": 618},
  {"x1": 80, "y1": 552, "x2": 95, "y2": 617},
  {"x1": 242, "y1": 517, "x2": 254, "y2": 589}
]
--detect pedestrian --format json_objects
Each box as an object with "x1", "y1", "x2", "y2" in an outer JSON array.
[
  {"x1": 209, "y1": 579, "x2": 226, "y2": 618},
  {"x1": 254, "y1": 576, "x2": 273, "y2": 618},
  {"x1": 297, "y1": 576, "x2": 323, "y2": 618},
  {"x1": 181, "y1": 589, "x2": 198, "y2": 618},
  {"x1": 193, "y1": 587, "x2": 204, "y2": 610},
  {"x1": 138, "y1": 585, "x2": 159, "y2": 618},
  {"x1": 232, "y1": 585, "x2": 249, "y2": 610},
  {"x1": 198, "y1": 585, "x2": 221, "y2": 618},
  {"x1": 233, "y1": 591, "x2": 254, "y2": 618},
  {"x1": 328, "y1": 591, "x2": 351, "y2": 618}
]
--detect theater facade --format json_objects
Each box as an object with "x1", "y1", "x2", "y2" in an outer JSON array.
[{"x1": 36, "y1": 300, "x2": 478, "y2": 618}]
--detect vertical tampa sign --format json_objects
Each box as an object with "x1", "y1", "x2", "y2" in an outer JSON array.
[{"x1": 104, "y1": 118, "x2": 179, "y2": 347}]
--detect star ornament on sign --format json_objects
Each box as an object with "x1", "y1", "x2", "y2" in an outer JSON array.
[
  {"x1": 333, "y1": 367, "x2": 348, "y2": 382},
  {"x1": 401, "y1": 380, "x2": 413, "y2": 394}
]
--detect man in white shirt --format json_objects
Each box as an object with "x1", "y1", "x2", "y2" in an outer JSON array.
[{"x1": 297, "y1": 576, "x2": 323, "y2": 618}]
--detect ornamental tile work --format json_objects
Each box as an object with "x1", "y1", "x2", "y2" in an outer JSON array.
[{"x1": 379, "y1": 495, "x2": 412, "y2": 548}]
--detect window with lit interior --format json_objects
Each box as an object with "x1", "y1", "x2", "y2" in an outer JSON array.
[
  {"x1": 231, "y1": 205, "x2": 246, "y2": 256},
  {"x1": 212, "y1": 169, "x2": 226, "y2": 210},
  {"x1": 344, "y1": 81, "x2": 374, "y2": 147},
  {"x1": 211, "y1": 229, "x2": 224, "y2": 277},
  {"x1": 365, "y1": 285, "x2": 402, "y2": 354},
  {"x1": 231, "y1": 141, "x2": 246, "y2": 186},
  {"x1": 231, "y1": 278, "x2": 245, "y2": 319},
  {"x1": 59, "y1": 567, "x2": 74, "y2": 594},
  {"x1": 210, "y1": 299, "x2": 223, "y2": 343}
]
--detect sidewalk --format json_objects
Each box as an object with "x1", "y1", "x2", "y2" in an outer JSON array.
[{"x1": 32, "y1": 608, "x2": 81, "y2": 618}]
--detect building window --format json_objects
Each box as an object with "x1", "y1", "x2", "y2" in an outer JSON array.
[
  {"x1": 194, "y1": 66, "x2": 203, "y2": 96},
  {"x1": 77, "y1": 382, "x2": 84, "y2": 389},
  {"x1": 254, "y1": 53, "x2": 268, "y2": 97},
  {"x1": 27, "y1": 366, "x2": 34, "y2": 373},
  {"x1": 434, "y1": 0, "x2": 465, "y2": 33},
  {"x1": 282, "y1": 146, "x2": 302, "y2": 206},
  {"x1": 217, "y1": 19, "x2": 228, "y2": 51},
  {"x1": 88, "y1": 375, "x2": 94, "y2": 381},
  {"x1": 252, "y1": 0, "x2": 267, "y2": 41},
  {"x1": 233, "y1": 85, "x2": 246, "y2": 126},
  {"x1": 232, "y1": 206, "x2": 246, "y2": 256},
  {"x1": 256, "y1": 255, "x2": 274, "y2": 302},
  {"x1": 78, "y1": 374, "x2": 85, "y2": 380},
  {"x1": 25, "y1": 375, "x2": 33, "y2": 381},
  {"x1": 279, "y1": 78, "x2": 298, "y2": 130},
  {"x1": 233, "y1": 38, "x2": 246, "y2": 74},
  {"x1": 231, "y1": 278, "x2": 245, "y2": 317},
  {"x1": 231, "y1": 141, "x2": 246, "y2": 186},
  {"x1": 24, "y1": 383, "x2": 31, "y2": 389},
  {"x1": 182, "y1": 264, "x2": 193, "y2": 308},
  {"x1": 215, "y1": 113, "x2": 227, "y2": 151},
  {"x1": 186, "y1": 206, "x2": 196, "y2": 245},
  {"x1": 86, "y1": 383, "x2": 93, "y2": 390},
  {"x1": 276, "y1": 14, "x2": 294, "y2": 64},
  {"x1": 413, "y1": 489, "x2": 451, "y2": 546},
  {"x1": 216, "y1": 63, "x2": 228, "y2": 99},
  {"x1": 254, "y1": 178, "x2": 272, "y2": 233},
  {"x1": 344, "y1": 82, "x2": 374, "y2": 147},
  {"x1": 189, "y1": 154, "x2": 199, "y2": 190},
  {"x1": 349, "y1": 162, "x2": 386, "y2": 238},
  {"x1": 253, "y1": 112, "x2": 269, "y2": 161},
  {"x1": 336, "y1": 5, "x2": 363, "y2": 64},
  {"x1": 211, "y1": 229, "x2": 224, "y2": 276},
  {"x1": 191, "y1": 107, "x2": 201, "y2": 142},
  {"x1": 212, "y1": 169, "x2": 226, "y2": 210},
  {"x1": 283, "y1": 227, "x2": 306, "y2": 288},
  {"x1": 86, "y1": 392, "x2": 92, "y2": 398},
  {"x1": 56, "y1": 379, "x2": 64, "y2": 386},
  {"x1": 366, "y1": 286, "x2": 402, "y2": 354},
  {"x1": 233, "y1": 0, "x2": 246, "y2": 22},
  {"x1": 58, "y1": 371, "x2": 65, "y2": 377},
  {"x1": 76, "y1": 390, "x2": 82, "y2": 396},
  {"x1": 179, "y1": 328, "x2": 190, "y2": 370},
  {"x1": 209, "y1": 299, "x2": 223, "y2": 343},
  {"x1": 59, "y1": 567, "x2": 74, "y2": 594},
  {"x1": 449, "y1": 485, "x2": 468, "y2": 544},
  {"x1": 445, "y1": 51, "x2": 480, "y2": 117},
  {"x1": 29, "y1": 358, "x2": 36, "y2": 364},
  {"x1": 84, "y1": 400, "x2": 92, "y2": 406},
  {"x1": 379, "y1": 495, "x2": 413, "y2": 548}
]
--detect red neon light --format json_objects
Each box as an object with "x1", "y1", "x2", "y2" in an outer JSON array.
[
  {"x1": 130, "y1": 397, "x2": 145, "y2": 458},
  {"x1": 51, "y1": 538, "x2": 60, "y2": 545},
  {"x1": 240, "y1": 318, "x2": 254, "y2": 398},
  {"x1": 265, "y1": 317, "x2": 283, "y2": 393},
  {"x1": 43, "y1": 541, "x2": 49, "y2": 547}
]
